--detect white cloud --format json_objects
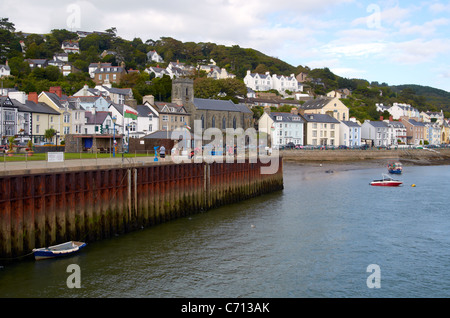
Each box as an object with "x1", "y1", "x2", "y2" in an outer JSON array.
[{"x1": 389, "y1": 38, "x2": 450, "y2": 64}]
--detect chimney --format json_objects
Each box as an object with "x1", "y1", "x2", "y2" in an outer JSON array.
[
  {"x1": 264, "y1": 106, "x2": 271, "y2": 114},
  {"x1": 380, "y1": 116, "x2": 383, "y2": 121},
  {"x1": 28, "y1": 92, "x2": 38, "y2": 104},
  {"x1": 290, "y1": 107, "x2": 298, "y2": 115},
  {"x1": 143, "y1": 95, "x2": 155, "y2": 105},
  {"x1": 49, "y1": 86, "x2": 62, "y2": 98},
  {"x1": 389, "y1": 116, "x2": 393, "y2": 121}
]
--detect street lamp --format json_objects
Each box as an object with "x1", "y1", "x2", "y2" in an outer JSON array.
[{"x1": 112, "y1": 116, "x2": 116, "y2": 157}]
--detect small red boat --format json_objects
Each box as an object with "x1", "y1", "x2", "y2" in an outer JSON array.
[{"x1": 370, "y1": 174, "x2": 403, "y2": 187}]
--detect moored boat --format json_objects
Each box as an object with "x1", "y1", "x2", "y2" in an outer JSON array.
[
  {"x1": 370, "y1": 174, "x2": 403, "y2": 187},
  {"x1": 32, "y1": 241, "x2": 86, "y2": 260},
  {"x1": 387, "y1": 161, "x2": 402, "y2": 174}
]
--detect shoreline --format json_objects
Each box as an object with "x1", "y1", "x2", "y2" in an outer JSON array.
[{"x1": 280, "y1": 148, "x2": 450, "y2": 168}]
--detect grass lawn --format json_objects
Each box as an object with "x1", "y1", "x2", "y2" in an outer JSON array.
[{"x1": 1, "y1": 152, "x2": 156, "y2": 162}]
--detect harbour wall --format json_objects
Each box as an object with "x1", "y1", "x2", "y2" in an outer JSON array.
[
  {"x1": 0, "y1": 158, "x2": 283, "y2": 260},
  {"x1": 280, "y1": 148, "x2": 450, "y2": 165}
]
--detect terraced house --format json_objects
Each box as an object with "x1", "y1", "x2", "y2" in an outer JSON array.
[
  {"x1": 258, "y1": 109, "x2": 304, "y2": 147},
  {"x1": 299, "y1": 97, "x2": 349, "y2": 122},
  {"x1": 302, "y1": 113, "x2": 341, "y2": 146},
  {"x1": 38, "y1": 86, "x2": 83, "y2": 143}
]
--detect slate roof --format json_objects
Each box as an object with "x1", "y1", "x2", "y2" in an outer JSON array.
[
  {"x1": 365, "y1": 120, "x2": 388, "y2": 128},
  {"x1": 301, "y1": 113, "x2": 340, "y2": 123},
  {"x1": 136, "y1": 104, "x2": 158, "y2": 117},
  {"x1": 154, "y1": 102, "x2": 187, "y2": 114},
  {"x1": 408, "y1": 119, "x2": 425, "y2": 126},
  {"x1": 299, "y1": 98, "x2": 333, "y2": 110},
  {"x1": 193, "y1": 98, "x2": 252, "y2": 113},
  {"x1": 10, "y1": 99, "x2": 60, "y2": 115},
  {"x1": 341, "y1": 120, "x2": 361, "y2": 127},
  {"x1": 269, "y1": 112, "x2": 304, "y2": 123},
  {"x1": 85, "y1": 111, "x2": 110, "y2": 125}
]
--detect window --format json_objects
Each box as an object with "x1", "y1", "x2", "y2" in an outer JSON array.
[
  {"x1": 64, "y1": 115, "x2": 70, "y2": 123},
  {"x1": 233, "y1": 117, "x2": 236, "y2": 129},
  {"x1": 64, "y1": 126, "x2": 70, "y2": 134},
  {"x1": 162, "y1": 115, "x2": 168, "y2": 121},
  {"x1": 201, "y1": 115, "x2": 205, "y2": 129},
  {"x1": 50, "y1": 116, "x2": 53, "y2": 123},
  {"x1": 212, "y1": 116, "x2": 215, "y2": 128},
  {"x1": 36, "y1": 115, "x2": 40, "y2": 121},
  {"x1": 149, "y1": 124, "x2": 153, "y2": 132},
  {"x1": 36, "y1": 125, "x2": 40, "y2": 134},
  {"x1": 222, "y1": 117, "x2": 226, "y2": 129}
]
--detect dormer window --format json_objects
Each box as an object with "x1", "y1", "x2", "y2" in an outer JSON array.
[{"x1": 277, "y1": 116, "x2": 282, "y2": 121}]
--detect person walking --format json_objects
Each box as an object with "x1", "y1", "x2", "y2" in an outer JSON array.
[{"x1": 160, "y1": 145, "x2": 166, "y2": 161}]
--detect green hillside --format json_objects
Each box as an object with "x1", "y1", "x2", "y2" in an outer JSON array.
[{"x1": 1, "y1": 17, "x2": 449, "y2": 121}]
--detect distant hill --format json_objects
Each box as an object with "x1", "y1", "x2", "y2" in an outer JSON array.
[{"x1": 390, "y1": 85, "x2": 450, "y2": 112}]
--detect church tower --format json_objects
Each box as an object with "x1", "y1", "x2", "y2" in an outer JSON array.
[{"x1": 172, "y1": 78, "x2": 194, "y2": 112}]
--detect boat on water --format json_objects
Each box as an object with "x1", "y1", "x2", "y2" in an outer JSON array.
[
  {"x1": 387, "y1": 161, "x2": 402, "y2": 174},
  {"x1": 370, "y1": 174, "x2": 403, "y2": 187},
  {"x1": 32, "y1": 241, "x2": 86, "y2": 260}
]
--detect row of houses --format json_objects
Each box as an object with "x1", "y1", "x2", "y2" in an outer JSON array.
[
  {"x1": 257, "y1": 97, "x2": 450, "y2": 148},
  {"x1": 0, "y1": 78, "x2": 253, "y2": 150}
]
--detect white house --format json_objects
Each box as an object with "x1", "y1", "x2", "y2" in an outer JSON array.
[
  {"x1": 144, "y1": 66, "x2": 170, "y2": 79},
  {"x1": 147, "y1": 50, "x2": 164, "y2": 63},
  {"x1": 258, "y1": 110, "x2": 304, "y2": 147},
  {"x1": 361, "y1": 120, "x2": 390, "y2": 147},
  {"x1": 84, "y1": 110, "x2": 115, "y2": 135},
  {"x1": 340, "y1": 119, "x2": 361, "y2": 147},
  {"x1": 387, "y1": 121, "x2": 407, "y2": 145},
  {"x1": 61, "y1": 41, "x2": 80, "y2": 54},
  {"x1": 244, "y1": 70, "x2": 302, "y2": 94},
  {"x1": 389, "y1": 103, "x2": 420, "y2": 120},
  {"x1": 0, "y1": 61, "x2": 11, "y2": 77},
  {"x1": 131, "y1": 104, "x2": 160, "y2": 138}
]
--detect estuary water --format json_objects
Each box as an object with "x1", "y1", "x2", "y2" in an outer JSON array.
[{"x1": 0, "y1": 161, "x2": 449, "y2": 298}]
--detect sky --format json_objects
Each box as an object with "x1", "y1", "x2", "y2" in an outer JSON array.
[{"x1": 2, "y1": 0, "x2": 450, "y2": 92}]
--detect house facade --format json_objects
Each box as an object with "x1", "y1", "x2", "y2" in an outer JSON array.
[
  {"x1": 302, "y1": 113, "x2": 341, "y2": 146},
  {"x1": 387, "y1": 121, "x2": 407, "y2": 145},
  {"x1": 340, "y1": 120, "x2": 361, "y2": 147},
  {"x1": 0, "y1": 62, "x2": 11, "y2": 77},
  {"x1": 424, "y1": 122, "x2": 441, "y2": 145},
  {"x1": 147, "y1": 50, "x2": 164, "y2": 63},
  {"x1": 61, "y1": 41, "x2": 80, "y2": 54},
  {"x1": 38, "y1": 86, "x2": 74, "y2": 142},
  {"x1": 400, "y1": 118, "x2": 425, "y2": 146},
  {"x1": 244, "y1": 70, "x2": 301, "y2": 94},
  {"x1": 258, "y1": 110, "x2": 304, "y2": 147},
  {"x1": 361, "y1": 120, "x2": 390, "y2": 147},
  {"x1": 389, "y1": 103, "x2": 420, "y2": 120},
  {"x1": 92, "y1": 63, "x2": 126, "y2": 85},
  {"x1": 299, "y1": 97, "x2": 349, "y2": 122}
]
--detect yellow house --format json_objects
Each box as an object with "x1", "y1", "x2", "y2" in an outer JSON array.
[
  {"x1": 26, "y1": 92, "x2": 62, "y2": 144},
  {"x1": 299, "y1": 97, "x2": 349, "y2": 122},
  {"x1": 301, "y1": 113, "x2": 341, "y2": 146},
  {"x1": 38, "y1": 86, "x2": 73, "y2": 143},
  {"x1": 442, "y1": 122, "x2": 450, "y2": 144}
]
